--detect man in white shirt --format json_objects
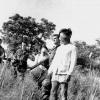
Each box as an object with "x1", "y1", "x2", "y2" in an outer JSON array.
[{"x1": 48, "y1": 28, "x2": 77, "y2": 100}]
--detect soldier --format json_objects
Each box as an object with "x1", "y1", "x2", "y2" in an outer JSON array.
[
  {"x1": 41, "y1": 34, "x2": 60, "y2": 100},
  {"x1": 27, "y1": 44, "x2": 49, "y2": 87},
  {"x1": 13, "y1": 41, "x2": 29, "y2": 78},
  {"x1": 48, "y1": 28, "x2": 77, "y2": 100},
  {"x1": 27, "y1": 33, "x2": 49, "y2": 86}
]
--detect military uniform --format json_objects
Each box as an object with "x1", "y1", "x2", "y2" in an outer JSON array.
[
  {"x1": 12, "y1": 48, "x2": 29, "y2": 79},
  {"x1": 41, "y1": 45, "x2": 59, "y2": 100}
]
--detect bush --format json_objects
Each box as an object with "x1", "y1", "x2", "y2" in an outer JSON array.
[
  {"x1": 67, "y1": 65, "x2": 100, "y2": 100},
  {"x1": 0, "y1": 62, "x2": 42, "y2": 100}
]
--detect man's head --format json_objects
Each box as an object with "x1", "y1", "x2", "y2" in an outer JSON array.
[
  {"x1": 52, "y1": 34, "x2": 60, "y2": 46},
  {"x1": 59, "y1": 28, "x2": 72, "y2": 44}
]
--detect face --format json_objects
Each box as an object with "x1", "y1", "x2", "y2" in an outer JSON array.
[
  {"x1": 52, "y1": 36, "x2": 59, "y2": 45},
  {"x1": 59, "y1": 32, "x2": 69, "y2": 44}
]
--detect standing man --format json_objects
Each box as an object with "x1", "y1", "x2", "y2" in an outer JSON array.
[
  {"x1": 13, "y1": 41, "x2": 28, "y2": 78},
  {"x1": 41, "y1": 34, "x2": 60, "y2": 100},
  {"x1": 48, "y1": 28, "x2": 77, "y2": 100}
]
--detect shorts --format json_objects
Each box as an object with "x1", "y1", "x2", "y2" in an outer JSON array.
[{"x1": 51, "y1": 73, "x2": 69, "y2": 83}]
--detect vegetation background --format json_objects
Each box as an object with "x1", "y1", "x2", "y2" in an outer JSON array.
[{"x1": 0, "y1": 14, "x2": 100, "y2": 100}]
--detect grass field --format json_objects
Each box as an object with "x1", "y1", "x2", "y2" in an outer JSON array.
[
  {"x1": 68, "y1": 65, "x2": 100, "y2": 100},
  {"x1": 0, "y1": 61, "x2": 100, "y2": 100},
  {"x1": 0, "y1": 61, "x2": 42, "y2": 100}
]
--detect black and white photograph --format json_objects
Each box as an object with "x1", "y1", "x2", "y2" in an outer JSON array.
[{"x1": 0, "y1": 0, "x2": 100, "y2": 100}]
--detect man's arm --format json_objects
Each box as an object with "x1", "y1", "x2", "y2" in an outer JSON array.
[
  {"x1": 48, "y1": 48, "x2": 58, "y2": 75},
  {"x1": 28, "y1": 55, "x2": 49, "y2": 70},
  {"x1": 67, "y1": 46, "x2": 77, "y2": 75}
]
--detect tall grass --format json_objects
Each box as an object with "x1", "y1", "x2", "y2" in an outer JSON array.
[
  {"x1": 1, "y1": 60, "x2": 100, "y2": 100},
  {"x1": 0, "y1": 61, "x2": 42, "y2": 100},
  {"x1": 68, "y1": 65, "x2": 100, "y2": 100}
]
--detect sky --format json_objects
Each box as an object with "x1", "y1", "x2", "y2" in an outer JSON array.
[{"x1": 0, "y1": 0, "x2": 100, "y2": 45}]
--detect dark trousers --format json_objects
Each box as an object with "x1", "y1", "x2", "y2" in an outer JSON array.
[
  {"x1": 41, "y1": 78, "x2": 51, "y2": 100},
  {"x1": 49, "y1": 81, "x2": 67, "y2": 100}
]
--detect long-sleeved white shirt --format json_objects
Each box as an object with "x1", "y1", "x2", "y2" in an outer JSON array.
[
  {"x1": 27, "y1": 47, "x2": 49, "y2": 70},
  {"x1": 48, "y1": 43, "x2": 77, "y2": 75}
]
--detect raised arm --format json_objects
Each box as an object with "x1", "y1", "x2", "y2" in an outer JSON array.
[
  {"x1": 31, "y1": 55, "x2": 49, "y2": 69},
  {"x1": 27, "y1": 54, "x2": 39, "y2": 68},
  {"x1": 28, "y1": 47, "x2": 49, "y2": 70}
]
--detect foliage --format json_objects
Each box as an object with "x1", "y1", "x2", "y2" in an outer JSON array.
[
  {"x1": 1, "y1": 14, "x2": 100, "y2": 100},
  {"x1": 1, "y1": 14, "x2": 56, "y2": 54},
  {"x1": 67, "y1": 41, "x2": 100, "y2": 100},
  {"x1": 68, "y1": 66, "x2": 100, "y2": 100},
  {"x1": 0, "y1": 62, "x2": 42, "y2": 100},
  {"x1": 74, "y1": 41, "x2": 100, "y2": 68}
]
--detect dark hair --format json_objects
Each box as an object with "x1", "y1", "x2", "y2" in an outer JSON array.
[
  {"x1": 59, "y1": 28, "x2": 72, "y2": 37},
  {"x1": 52, "y1": 34, "x2": 59, "y2": 38}
]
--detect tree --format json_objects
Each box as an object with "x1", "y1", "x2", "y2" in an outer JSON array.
[
  {"x1": 1, "y1": 14, "x2": 56, "y2": 54},
  {"x1": 74, "y1": 40, "x2": 100, "y2": 69}
]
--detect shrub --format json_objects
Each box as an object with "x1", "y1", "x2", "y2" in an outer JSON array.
[{"x1": 68, "y1": 66, "x2": 100, "y2": 100}]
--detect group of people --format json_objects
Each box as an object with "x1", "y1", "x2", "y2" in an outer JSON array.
[
  {"x1": 27, "y1": 28, "x2": 77, "y2": 100},
  {"x1": 0, "y1": 28, "x2": 77, "y2": 100}
]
